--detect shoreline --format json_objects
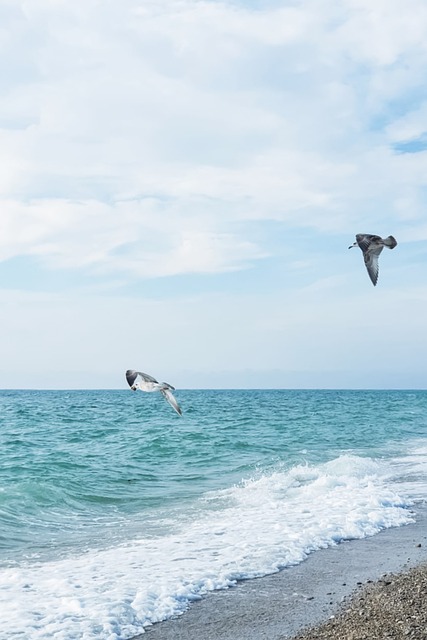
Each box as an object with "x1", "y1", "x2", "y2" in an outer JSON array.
[{"x1": 133, "y1": 503, "x2": 427, "y2": 640}]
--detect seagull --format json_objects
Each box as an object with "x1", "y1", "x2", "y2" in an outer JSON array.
[
  {"x1": 349, "y1": 234, "x2": 397, "y2": 286},
  {"x1": 125, "y1": 369, "x2": 183, "y2": 416}
]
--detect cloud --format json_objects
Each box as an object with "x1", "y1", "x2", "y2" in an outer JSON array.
[
  {"x1": 0, "y1": 198, "x2": 266, "y2": 277},
  {"x1": 1, "y1": 0, "x2": 427, "y2": 283}
]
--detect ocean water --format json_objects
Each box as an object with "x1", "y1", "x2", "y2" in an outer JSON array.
[{"x1": 1, "y1": 389, "x2": 427, "y2": 640}]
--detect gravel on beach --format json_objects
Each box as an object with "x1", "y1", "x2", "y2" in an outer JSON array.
[{"x1": 290, "y1": 562, "x2": 427, "y2": 640}]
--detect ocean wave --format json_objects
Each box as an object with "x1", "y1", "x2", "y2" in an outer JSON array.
[{"x1": 0, "y1": 453, "x2": 415, "y2": 640}]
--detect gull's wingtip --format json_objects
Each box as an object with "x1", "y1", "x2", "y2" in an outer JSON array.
[{"x1": 125, "y1": 370, "x2": 137, "y2": 388}]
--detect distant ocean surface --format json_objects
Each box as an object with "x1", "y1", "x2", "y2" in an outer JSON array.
[{"x1": 1, "y1": 389, "x2": 427, "y2": 640}]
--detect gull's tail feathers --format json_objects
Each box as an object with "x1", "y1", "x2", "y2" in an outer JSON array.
[{"x1": 384, "y1": 235, "x2": 397, "y2": 249}]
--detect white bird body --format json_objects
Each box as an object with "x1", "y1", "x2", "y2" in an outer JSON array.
[
  {"x1": 131, "y1": 380, "x2": 163, "y2": 393},
  {"x1": 126, "y1": 369, "x2": 182, "y2": 416}
]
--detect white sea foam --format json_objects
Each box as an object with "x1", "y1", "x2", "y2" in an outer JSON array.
[
  {"x1": 0, "y1": 454, "x2": 417, "y2": 640},
  {"x1": 388, "y1": 441, "x2": 427, "y2": 500}
]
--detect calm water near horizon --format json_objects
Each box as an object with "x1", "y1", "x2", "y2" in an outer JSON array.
[{"x1": 1, "y1": 389, "x2": 427, "y2": 639}]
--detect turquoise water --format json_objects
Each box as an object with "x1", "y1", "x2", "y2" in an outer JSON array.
[{"x1": 1, "y1": 389, "x2": 427, "y2": 639}]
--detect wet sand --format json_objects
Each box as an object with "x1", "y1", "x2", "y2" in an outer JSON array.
[{"x1": 132, "y1": 503, "x2": 427, "y2": 640}]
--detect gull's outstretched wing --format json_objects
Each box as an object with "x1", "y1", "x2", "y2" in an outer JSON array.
[
  {"x1": 160, "y1": 388, "x2": 183, "y2": 416},
  {"x1": 364, "y1": 244, "x2": 383, "y2": 286},
  {"x1": 125, "y1": 369, "x2": 159, "y2": 388}
]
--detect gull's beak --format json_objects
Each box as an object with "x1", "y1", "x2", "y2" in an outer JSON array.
[{"x1": 348, "y1": 242, "x2": 357, "y2": 249}]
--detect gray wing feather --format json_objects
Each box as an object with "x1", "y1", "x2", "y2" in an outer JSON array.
[
  {"x1": 364, "y1": 247, "x2": 383, "y2": 286},
  {"x1": 125, "y1": 370, "x2": 138, "y2": 387},
  {"x1": 355, "y1": 234, "x2": 381, "y2": 252},
  {"x1": 160, "y1": 388, "x2": 183, "y2": 416},
  {"x1": 125, "y1": 369, "x2": 159, "y2": 387},
  {"x1": 136, "y1": 371, "x2": 159, "y2": 384}
]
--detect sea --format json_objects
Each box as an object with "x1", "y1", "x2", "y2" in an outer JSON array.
[{"x1": 1, "y1": 388, "x2": 427, "y2": 640}]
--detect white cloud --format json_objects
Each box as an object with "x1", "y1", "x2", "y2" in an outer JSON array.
[
  {"x1": 386, "y1": 104, "x2": 427, "y2": 143},
  {"x1": 331, "y1": 0, "x2": 427, "y2": 66},
  {"x1": 0, "y1": 198, "x2": 265, "y2": 276},
  {"x1": 0, "y1": 0, "x2": 427, "y2": 280}
]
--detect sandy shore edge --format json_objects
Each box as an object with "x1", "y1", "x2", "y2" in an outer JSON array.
[{"x1": 130, "y1": 503, "x2": 427, "y2": 640}]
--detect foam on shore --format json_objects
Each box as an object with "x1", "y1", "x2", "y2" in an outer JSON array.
[{"x1": 140, "y1": 503, "x2": 427, "y2": 640}]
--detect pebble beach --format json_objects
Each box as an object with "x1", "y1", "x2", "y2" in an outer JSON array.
[{"x1": 292, "y1": 562, "x2": 427, "y2": 640}]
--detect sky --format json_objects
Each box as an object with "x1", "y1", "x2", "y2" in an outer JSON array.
[{"x1": 1, "y1": 0, "x2": 427, "y2": 389}]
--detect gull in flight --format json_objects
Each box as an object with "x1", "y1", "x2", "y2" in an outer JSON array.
[
  {"x1": 349, "y1": 234, "x2": 397, "y2": 286},
  {"x1": 125, "y1": 369, "x2": 183, "y2": 416}
]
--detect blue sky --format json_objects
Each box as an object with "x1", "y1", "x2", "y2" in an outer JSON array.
[{"x1": 1, "y1": 0, "x2": 427, "y2": 389}]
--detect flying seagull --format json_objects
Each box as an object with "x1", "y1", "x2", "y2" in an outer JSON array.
[
  {"x1": 349, "y1": 234, "x2": 397, "y2": 286},
  {"x1": 125, "y1": 369, "x2": 183, "y2": 416}
]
